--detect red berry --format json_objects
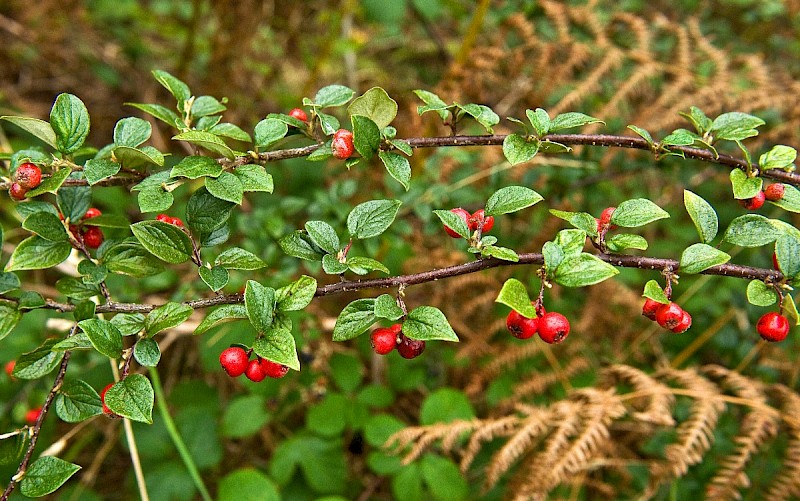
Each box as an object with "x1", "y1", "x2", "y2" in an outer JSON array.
[
  {"x1": 390, "y1": 323, "x2": 403, "y2": 334},
  {"x1": 219, "y1": 347, "x2": 249, "y2": 377},
  {"x1": 171, "y1": 217, "x2": 184, "y2": 227},
  {"x1": 260, "y1": 359, "x2": 289, "y2": 379},
  {"x1": 642, "y1": 298, "x2": 662, "y2": 321},
  {"x1": 506, "y1": 309, "x2": 539, "y2": 339},
  {"x1": 671, "y1": 310, "x2": 692, "y2": 333},
  {"x1": 100, "y1": 383, "x2": 115, "y2": 416},
  {"x1": 83, "y1": 226, "x2": 104, "y2": 249},
  {"x1": 773, "y1": 252, "x2": 781, "y2": 271},
  {"x1": 597, "y1": 206, "x2": 618, "y2": 231},
  {"x1": 156, "y1": 214, "x2": 171, "y2": 223},
  {"x1": 289, "y1": 108, "x2": 308, "y2": 122},
  {"x1": 4, "y1": 360, "x2": 15, "y2": 377},
  {"x1": 538, "y1": 312, "x2": 570, "y2": 344},
  {"x1": 468, "y1": 209, "x2": 494, "y2": 233},
  {"x1": 757, "y1": 312, "x2": 790, "y2": 342},
  {"x1": 371, "y1": 327, "x2": 398, "y2": 355},
  {"x1": 245, "y1": 359, "x2": 267, "y2": 382},
  {"x1": 15, "y1": 163, "x2": 42, "y2": 190},
  {"x1": 738, "y1": 191, "x2": 766, "y2": 210},
  {"x1": 764, "y1": 183, "x2": 785, "y2": 202},
  {"x1": 24, "y1": 407, "x2": 42, "y2": 426},
  {"x1": 655, "y1": 302, "x2": 684, "y2": 330},
  {"x1": 444, "y1": 208, "x2": 471, "y2": 238},
  {"x1": 397, "y1": 334, "x2": 426, "y2": 359},
  {"x1": 84, "y1": 207, "x2": 102, "y2": 219},
  {"x1": 332, "y1": 129, "x2": 355, "y2": 159},
  {"x1": 9, "y1": 183, "x2": 27, "y2": 201}
]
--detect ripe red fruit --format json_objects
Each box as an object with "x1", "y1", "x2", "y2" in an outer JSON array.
[
  {"x1": 9, "y1": 183, "x2": 27, "y2": 201},
  {"x1": 397, "y1": 334, "x2": 426, "y2": 359},
  {"x1": 171, "y1": 217, "x2": 184, "y2": 227},
  {"x1": 24, "y1": 407, "x2": 42, "y2": 426},
  {"x1": 289, "y1": 108, "x2": 309, "y2": 122},
  {"x1": 83, "y1": 226, "x2": 104, "y2": 249},
  {"x1": 506, "y1": 309, "x2": 539, "y2": 339},
  {"x1": 84, "y1": 207, "x2": 102, "y2": 219},
  {"x1": 371, "y1": 327, "x2": 398, "y2": 355},
  {"x1": 332, "y1": 129, "x2": 355, "y2": 159},
  {"x1": 156, "y1": 214, "x2": 171, "y2": 223},
  {"x1": 219, "y1": 347, "x2": 249, "y2": 377},
  {"x1": 468, "y1": 209, "x2": 494, "y2": 233},
  {"x1": 4, "y1": 360, "x2": 15, "y2": 377},
  {"x1": 671, "y1": 310, "x2": 692, "y2": 333},
  {"x1": 245, "y1": 359, "x2": 267, "y2": 382},
  {"x1": 655, "y1": 302, "x2": 684, "y2": 330},
  {"x1": 757, "y1": 312, "x2": 790, "y2": 342},
  {"x1": 390, "y1": 323, "x2": 403, "y2": 333},
  {"x1": 738, "y1": 191, "x2": 766, "y2": 210},
  {"x1": 15, "y1": 162, "x2": 42, "y2": 190},
  {"x1": 764, "y1": 183, "x2": 785, "y2": 202},
  {"x1": 642, "y1": 298, "x2": 662, "y2": 321},
  {"x1": 100, "y1": 383, "x2": 115, "y2": 416},
  {"x1": 444, "y1": 208, "x2": 471, "y2": 238},
  {"x1": 260, "y1": 359, "x2": 289, "y2": 379},
  {"x1": 538, "y1": 312, "x2": 570, "y2": 344},
  {"x1": 597, "y1": 206, "x2": 618, "y2": 231}
]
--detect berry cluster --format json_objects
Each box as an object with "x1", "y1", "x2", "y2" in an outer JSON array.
[
  {"x1": 156, "y1": 213, "x2": 184, "y2": 227},
  {"x1": 444, "y1": 207, "x2": 495, "y2": 238},
  {"x1": 738, "y1": 183, "x2": 785, "y2": 210},
  {"x1": 369, "y1": 324, "x2": 426, "y2": 359},
  {"x1": 8, "y1": 162, "x2": 42, "y2": 201},
  {"x1": 506, "y1": 304, "x2": 571, "y2": 344},
  {"x1": 756, "y1": 312, "x2": 790, "y2": 342},
  {"x1": 642, "y1": 299, "x2": 692, "y2": 333},
  {"x1": 332, "y1": 129, "x2": 355, "y2": 159},
  {"x1": 63, "y1": 207, "x2": 105, "y2": 249},
  {"x1": 219, "y1": 346, "x2": 289, "y2": 382}
]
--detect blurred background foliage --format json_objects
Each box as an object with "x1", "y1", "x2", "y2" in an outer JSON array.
[{"x1": 1, "y1": 0, "x2": 800, "y2": 499}]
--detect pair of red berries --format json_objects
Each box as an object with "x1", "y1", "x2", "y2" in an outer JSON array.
[
  {"x1": 738, "y1": 183, "x2": 785, "y2": 210},
  {"x1": 756, "y1": 311, "x2": 790, "y2": 342},
  {"x1": 9, "y1": 162, "x2": 43, "y2": 201},
  {"x1": 642, "y1": 299, "x2": 692, "y2": 333},
  {"x1": 370, "y1": 324, "x2": 426, "y2": 359},
  {"x1": 444, "y1": 208, "x2": 495, "y2": 238},
  {"x1": 506, "y1": 305, "x2": 571, "y2": 344},
  {"x1": 219, "y1": 347, "x2": 289, "y2": 382},
  {"x1": 156, "y1": 213, "x2": 184, "y2": 227},
  {"x1": 63, "y1": 207, "x2": 104, "y2": 249}
]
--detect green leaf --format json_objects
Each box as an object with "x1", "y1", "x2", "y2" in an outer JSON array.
[
  {"x1": 307, "y1": 140, "x2": 333, "y2": 161},
  {"x1": 54, "y1": 174, "x2": 91, "y2": 221},
  {"x1": 332, "y1": 299, "x2": 377, "y2": 341},
  {"x1": 275, "y1": 275, "x2": 317, "y2": 312},
  {"x1": 191, "y1": 95, "x2": 226, "y2": 117},
  {"x1": 78, "y1": 318, "x2": 124, "y2": 359},
  {"x1": 542, "y1": 241, "x2": 564, "y2": 272},
  {"x1": 549, "y1": 112, "x2": 603, "y2": 132},
  {"x1": 253, "y1": 329, "x2": 300, "y2": 371},
  {"x1": 72, "y1": 300, "x2": 96, "y2": 322},
  {"x1": 233, "y1": 164, "x2": 273, "y2": 192},
  {"x1": 110, "y1": 313, "x2": 145, "y2": 336},
  {"x1": 26, "y1": 168, "x2": 71, "y2": 198},
  {"x1": 0, "y1": 302, "x2": 21, "y2": 342},
  {"x1": 245, "y1": 281, "x2": 275, "y2": 333},
  {"x1": 12, "y1": 339, "x2": 60, "y2": 379},
  {"x1": 205, "y1": 171, "x2": 244, "y2": 204},
  {"x1": 210, "y1": 122, "x2": 251, "y2": 142},
  {"x1": 20, "y1": 456, "x2": 81, "y2": 497},
  {"x1": 627, "y1": 125, "x2": 654, "y2": 146},
  {"x1": 4, "y1": 235, "x2": 71, "y2": 271},
  {"x1": 172, "y1": 130, "x2": 234, "y2": 159},
  {"x1": 101, "y1": 238, "x2": 165, "y2": 277},
  {"x1": 170, "y1": 156, "x2": 223, "y2": 179},
  {"x1": 421, "y1": 455, "x2": 469, "y2": 501},
  {"x1": 403, "y1": 306, "x2": 458, "y2": 342},
  {"x1": 782, "y1": 295, "x2": 800, "y2": 327},
  {"x1": 643, "y1": 280, "x2": 669, "y2": 304},
  {"x1": 322, "y1": 253, "x2": 348, "y2": 275},
  {"x1": 279, "y1": 231, "x2": 325, "y2": 261},
  {"x1": 555, "y1": 229, "x2": 587, "y2": 258},
  {"x1": 413, "y1": 89, "x2": 450, "y2": 120},
  {"x1": 84, "y1": 158, "x2": 121, "y2": 185},
  {"x1": 379, "y1": 151, "x2": 411, "y2": 190},
  {"x1": 347, "y1": 256, "x2": 390, "y2": 275},
  {"x1": 317, "y1": 112, "x2": 339, "y2": 135},
  {"x1": 131, "y1": 221, "x2": 194, "y2": 264},
  {"x1": 711, "y1": 112, "x2": 764, "y2": 141},
  {"x1": 729, "y1": 169, "x2": 763, "y2": 200},
  {"x1": 374, "y1": 294, "x2": 404, "y2": 321},
  {"x1": 22, "y1": 212, "x2": 68, "y2": 241},
  {"x1": 133, "y1": 338, "x2": 161, "y2": 367},
  {"x1": 554, "y1": 253, "x2": 619, "y2": 287},
  {"x1": 347, "y1": 199, "x2": 401, "y2": 239},
  {"x1": 218, "y1": 469, "x2": 280, "y2": 501},
  {"x1": 351, "y1": 115, "x2": 381, "y2": 160},
  {"x1": 186, "y1": 187, "x2": 235, "y2": 234},
  {"x1": 113, "y1": 145, "x2": 164, "y2": 168},
  {"x1": 0, "y1": 116, "x2": 57, "y2": 149},
  {"x1": 254, "y1": 118, "x2": 289, "y2": 149},
  {"x1": 195, "y1": 304, "x2": 247, "y2": 335},
  {"x1": 55, "y1": 277, "x2": 100, "y2": 300},
  {"x1": 609, "y1": 198, "x2": 670, "y2": 227},
  {"x1": 481, "y1": 245, "x2": 519, "y2": 261},
  {"x1": 502, "y1": 134, "x2": 539, "y2": 165},
  {"x1": 433, "y1": 209, "x2": 470, "y2": 239},
  {"x1": 125, "y1": 102, "x2": 182, "y2": 128},
  {"x1": 526, "y1": 108, "x2": 551, "y2": 137},
  {"x1": 746, "y1": 280, "x2": 777, "y2": 307},
  {"x1": 139, "y1": 187, "x2": 174, "y2": 214},
  {"x1": 145, "y1": 302, "x2": 193, "y2": 336},
  {"x1": 305, "y1": 221, "x2": 340, "y2": 254},
  {"x1": 215, "y1": 247, "x2": 266, "y2": 270},
  {"x1": 722, "y1": 214, "x2": 783, "y2": 247},
  {"x1": 606, "y1": 233, "x2": 649, "y2": 252},
  {"x1": 495, "y1": 278, "x2": 537, "y2": 318},
  {"x1": 314, "y1": 84, "x2": 356, "y2": 107},
  {"x1": 55, "y1": 380, "x2": 102, "y2": 423},
  {"x1": 549, "y1": 209, "x2": 598, "y2": 237},
  {"x1": 113, "y1": 117, "x2": 151, "y2": 147},
  {"x1": 775, "y1": 233, "x2": 800, "y2": 280},
  {"x1": 199, "y1": 265, "x2": 228, "y2": 292},
  {"x1": 684, "y1": 190, "x2": 718, "y2": 243},
  {"x1": 104, "y1": 374, "x2": 154, "y2": 424},
  {"x1": 661, "y1": 128, "x2": 697, "y2": 147},
  {"x1": 770, "y1": 184, "x2": 800, "y2": 213},
  {"x1": 679, "y1": 243, "x2": 731, "y2": 274},
  {"x1": 0, "y1": 272, "x2": 21, "y2": 294},
  {"x1": 347, "y1": 87, "x2": 398, "y2": 130},
  {"x1": 388, "y1": 139, "x2": 412, "y2": 156},
  {"x1": 485, "y1": 186, "x2": 543, "y2": 216},
  {"x1": 50, "y1": 93, "x2": 90, "y2": 154},
  {"x1": 759, "y1": 145, "x2": 796, "y2": 170},
  {"x1": 152, "y1": 69, "x2": 191, "y2": 106},
  {"x1": 681, "y1": 106, "x2": 712, "y2": 135}
]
